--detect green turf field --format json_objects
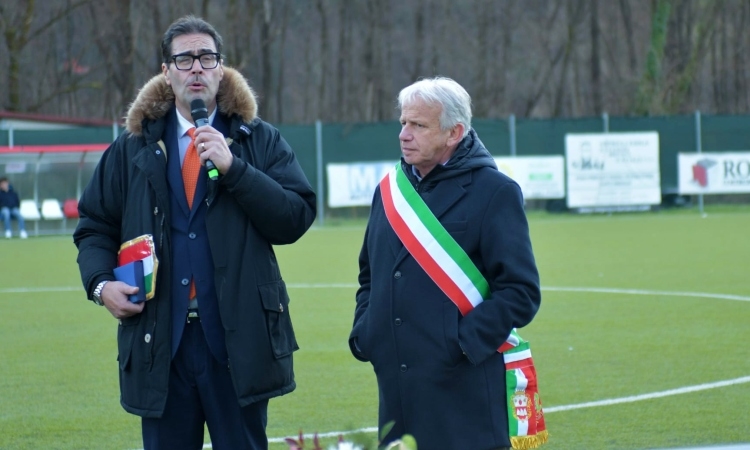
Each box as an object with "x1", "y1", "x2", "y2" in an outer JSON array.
[{"x1": 1, "y1": 206, "x2": 748, "y2": 450}]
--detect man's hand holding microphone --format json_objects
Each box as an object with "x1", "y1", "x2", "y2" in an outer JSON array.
[{"x1": 190, "y1": 98, "x2": 233, "y2": 180}]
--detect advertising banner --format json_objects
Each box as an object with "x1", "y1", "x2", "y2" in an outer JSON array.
[
  {"x1": 327, "y1": 156, "x2": 565, "y2": 208},
  {"x1": 494, "y1": 156, "x2": 565, "y2": 199},
  {"x1": 565, "y1": 132, "x2": 661, "y2": 209},
  {"x1": 327, "y1": 161, "x2": 396, "y2": 207},
  {"x1": 678, "y1": 152, "x2": 750, "y2": 194}
]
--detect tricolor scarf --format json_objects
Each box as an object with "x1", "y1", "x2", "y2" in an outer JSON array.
[{"x1": 379, "y1": 164, "x2": 548, "y2": 449}]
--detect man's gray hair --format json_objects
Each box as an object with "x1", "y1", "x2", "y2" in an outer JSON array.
[{"x1": 397, "y1": 77, "x2": 472, "y2": 138}]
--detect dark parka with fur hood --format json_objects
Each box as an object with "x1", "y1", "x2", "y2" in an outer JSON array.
[{"x1": 74, "y1": 67, "x2": 316, "y2": 417}]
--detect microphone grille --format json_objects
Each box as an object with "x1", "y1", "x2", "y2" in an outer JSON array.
[{"x1": 190, "y1": 99, "x2": 209, "y2": 120}]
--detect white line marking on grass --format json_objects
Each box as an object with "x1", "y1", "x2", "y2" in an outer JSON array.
[
  {"x1": 266, "y1": 376, "x2": 750, "y2": 444},
  {"x1": 0, "y1": 286, "x2": 81, "y2": 294},
  {"x1": 282, "y1": 284, "x2": 750, "y2": 303},
  {"x1": 544, "y1": 375, "x2": 750, "y2": 413},
  {"x1": 10, "y1": 283, "x2": 746, "y2": 449},
  {"x1": 543, "y1": 286, "x2": 750, "y2": 302},
  {"x1": 5, "y1": 285, "x2": 750, "y2": 303},
  {"x1": 139, "y1": 375, "x2": 747, "y2": 449}
]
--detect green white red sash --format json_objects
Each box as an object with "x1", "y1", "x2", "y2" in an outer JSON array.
[{"x1": 380, "y1": 164, "x2": 548, "y2": 449}]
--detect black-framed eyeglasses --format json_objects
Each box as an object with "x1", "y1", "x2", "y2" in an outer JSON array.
[{"x1": 170, "y1": 52, "x2": 221, "y2": 71}]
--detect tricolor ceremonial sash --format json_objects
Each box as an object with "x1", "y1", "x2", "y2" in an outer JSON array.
[{"x1": 380, "y1": 164, "x2": 548, "y2": 449}]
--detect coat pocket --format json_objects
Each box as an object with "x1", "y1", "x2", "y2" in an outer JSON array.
[
  {"x1": 442, "y1": 302, "x2": 464, "y2": 366},
  {"x1": 117, "y1": 314, "x2": 141, "y2": 371},
  {"x1": 259, "y1": 280, "x2": 299, "y2": 359},
  {"x1": 442, "y1": 220, "x2": 467, "y2": 234}
]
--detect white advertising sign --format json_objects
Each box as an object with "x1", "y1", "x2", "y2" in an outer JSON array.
[
  {"x1": 3, "y1": 162, "x2": 27, "y2": 174},
  {"x1": 678, "y1": 152, "x2": 750, "y2": 194},
  {"x1": 565, "y1": 132, "x2": 661, "y2": 208},
  {"x1": 494, "y1": 156, "x2": 565, "y2": 199},
  {"x1": 327, "y1": 161, "x2": 396, "y2": 207}
]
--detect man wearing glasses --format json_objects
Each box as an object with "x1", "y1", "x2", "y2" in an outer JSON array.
[{"x1": 73, "y1": 15, "x2": 316, "y2": 450}]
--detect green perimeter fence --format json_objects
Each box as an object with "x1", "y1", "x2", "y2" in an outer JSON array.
[{"x1": 1, "y1": 113, "x2": 748, "y2": 232}]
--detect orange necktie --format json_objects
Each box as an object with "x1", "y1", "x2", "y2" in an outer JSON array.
[
  {"x1": 182, "y1": 127, "x2": 199, "y2": 300},
  {"x1": 182, "y1": 127, "x2": 200, "y2": 209}
]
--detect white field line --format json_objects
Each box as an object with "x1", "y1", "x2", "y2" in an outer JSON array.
[
  {"x1": 542, "y1": 286, "x2": 750, "y2": 302},
  {"x1": 216, "y1": 375, "x2": 750, "y2": 447},
  {"x1": 0, "y1": 286, "x2": 81, "y2": 294},
  {"x1": 6, "y1": 283, "x2": 747, "y2": 448},
  {"x1": 267, "y1": 376, "x2": 750, "y2": 444},
  {"x1": 128, "y1": 375, "x2": 750, "y2": 448},
  {"x1": 6, "y1": 284, "x2": 750, "y2": 302}
]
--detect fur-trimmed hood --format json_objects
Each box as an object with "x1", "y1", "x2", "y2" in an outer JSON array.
[{"x1": 124, "y1": 67, "x2": 258, "y2": 136}]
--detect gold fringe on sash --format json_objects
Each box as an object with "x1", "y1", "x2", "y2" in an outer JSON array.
[{"x1": 511, "y1": 430, "x2": 549, "y2": 449}]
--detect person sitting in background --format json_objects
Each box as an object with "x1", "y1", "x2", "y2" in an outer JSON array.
[{"x1": 0, "y1": 177, "x2": 28, "y2": 239}]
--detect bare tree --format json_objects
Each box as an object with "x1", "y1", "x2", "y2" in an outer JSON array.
[
  {"x1": 731, "y1": 2, "x2": 748, "y2": 113},
  {"x1": 635, "y1": 0, "x2": 670, "y2": 115},
  {"x1": 552, "y1": 0, "x2": 586, "y2": 117},
  {"x1": 590, "y1": 0, "x2": 602, "y2": 114},
  {"x1": 520, "y1": 2, "x2": 566, "y2": 116},
  {"x1": 664, "y1": 1, "x2": 721, "y2": 113},
  {"x1": 316, "y1": 0, "x2": 329, "y2": 120},
  {"x1": 335, "y1": 0, "x2": 350, "y2": 121},
  {"x1": 89, "y1": 0, "x2": 137, "y2": 119},
  {"x1": 3, "y1": 0, "x2": 750, "y2": 122},
  {"x1": 259, "y1": 0, "x2": 274, "y2": 118},
  {"x1": 0, "y1": 0, "x2": 91, "y2": 111},
  {"x1": 618, "y1": 0, "x2": 639, "y2": 75},
  {"x1": 274, "y1": 0, "x2": 291, "y2": 123},
  {"x1": 410, "y1": 0, "x2": 426, "y2": 82},
  {"x1": 473, "y1": 0, "x2": 494, "y2": 117}
]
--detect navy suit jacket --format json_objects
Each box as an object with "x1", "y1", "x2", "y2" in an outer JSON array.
[{"x1": 164, "y1": 109, "x2": 229, "y2": 362}]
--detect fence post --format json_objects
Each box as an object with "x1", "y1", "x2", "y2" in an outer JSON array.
[
  {"x1": 602, "y1": 112, "x2": 609, "y2": 132},
  {"x1": 315, "y1": 120, "x2": 324, "y2": 227},
  {"x1": 509, "y1": 114, "x2": 516, "y2": 156},
  {"x1": 694, "y1": 110, "x2": 704, "y2": 215},
  {"x1": 77, "y1": 153, "x2": 86, "y2": 200}
]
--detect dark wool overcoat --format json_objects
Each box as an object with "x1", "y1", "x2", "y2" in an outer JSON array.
[
  {"x1": 74, "y1": 68, "x2": 316, "y2": 417},
  {"x1": 350, "y1": 130, "x2": 541, "y2": 450}
]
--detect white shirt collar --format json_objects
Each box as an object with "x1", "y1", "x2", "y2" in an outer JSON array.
[{"x1": 175, "y1": 106, "x2": 218, "y2": 138}]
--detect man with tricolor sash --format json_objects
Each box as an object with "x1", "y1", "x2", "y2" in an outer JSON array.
[{"x1": 349, "y1": 78, "x2": 546, "y2": 449}]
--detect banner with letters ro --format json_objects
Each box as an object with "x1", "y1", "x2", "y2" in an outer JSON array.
[{"x1": 678, "y1": 152, "x2": 750, "y2": 194}]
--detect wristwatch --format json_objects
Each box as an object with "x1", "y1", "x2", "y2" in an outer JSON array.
[{"x1": 92, "y1": 280, "x2": 109, "y2": 306}]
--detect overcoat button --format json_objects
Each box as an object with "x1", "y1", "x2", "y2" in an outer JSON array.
[
  {"x1": 394, "y1": 271, "x2": 401, "y2": 279},
  {"x1": 144, "y1": 333, "x2": 151, "y2": 343},
  {"x1": 394, "y1": 318, "x2": 402, "y2": 326},
  {"x1": 181, "y1": 278, "x2": 189, "y2": 286},
  {"x1": 400, "y1": 364, "x2": 407, "y2": 372}
]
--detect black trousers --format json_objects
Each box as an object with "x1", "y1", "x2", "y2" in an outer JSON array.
[{"x1": 141, "y1": 319, "x2": 269, "y2": 450}]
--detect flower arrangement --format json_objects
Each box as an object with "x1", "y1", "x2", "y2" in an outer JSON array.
[{"x1": 285, "y1": 422, "x2": 417, "y2": 450}]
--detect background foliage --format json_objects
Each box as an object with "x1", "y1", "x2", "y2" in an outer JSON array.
[{"x1": 2, "y1": 0, "x2": 750, "y2": 124}]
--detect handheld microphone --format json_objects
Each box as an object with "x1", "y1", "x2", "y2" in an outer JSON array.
[{"x1": 189, "y1": 99, "x2": 220, "y2": 181}]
